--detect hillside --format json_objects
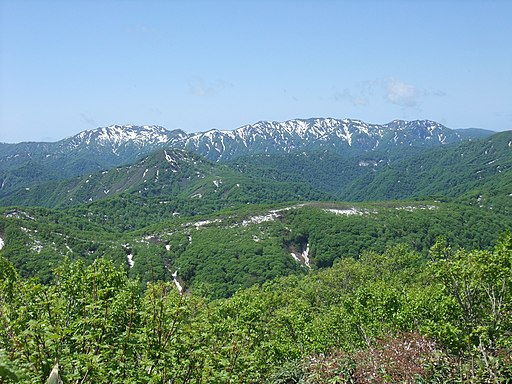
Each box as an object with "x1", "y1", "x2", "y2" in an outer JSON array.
[
  {"x1": 0, "y1": 148, "x2": 330, "y2": 208},
  {"x1": 2, "y1": 129, "x2": 510, "y2": 210},
  {"x1": 1, "y1": 197, "x2": 511, "y2": 382},
  {"x1": 343, "y1": 130, "x2": 512, "y2": 206},
  {"x1": 1, "y1": 200, "x2": 510, "y2": 297},
  {"x1": 230, "y1": 130, "x2": 512, "y2": 211}
]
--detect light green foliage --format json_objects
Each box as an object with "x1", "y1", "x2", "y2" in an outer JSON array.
[
  {"x1": 428, "y1": 233, "x2": 512, "y2": 381},
  {"x1": 1, "y1": 127, "x2": 511, "y2": 382},
  {"x1": 1, "y1": 233, "x2": 512, "y2": 382}
]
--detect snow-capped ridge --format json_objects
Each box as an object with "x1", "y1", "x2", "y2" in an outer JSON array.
[
  {"x1": 69, "y1": 124, "x2": 173, "y2": 149},
  {"x1": 58, "y1": 118, "x2": 481, "y2": 164},
  {"x1": 172, "y1": 118, "x2": 464, "y2": 161}
]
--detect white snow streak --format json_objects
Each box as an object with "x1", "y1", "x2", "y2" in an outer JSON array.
[
  {"x1": 241, "y1": 213, "x2": 279, "y2": 226},
  {"x1": 236, "y1": 205, "x2": 304, "y2": 227},
  {"x1": 127, "y1": 254, "x2": 134, "y2": 268},
  {"x1": 396, "y1": 205, "x2": 437, "y2": 211},
  {"x1": 185, "y1": 219, "x2": 222, "y2": 229},
  {"x1": 172, "y1": 270, "x2": 183, "y2": 294},
  {"x1": 213, "y1": 179, "x2": 222, "y2": 188},
  {"x1": 302, "y1": 244, "x2": 310, "y2": 267},
  {"x1": 324, "y1": 208, "x2": 365, "y2": 216},
  {"x1": 4, "y1": 210, "x2": 35, "y2": 220}
]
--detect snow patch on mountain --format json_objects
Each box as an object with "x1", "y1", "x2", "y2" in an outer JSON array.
[
  {"x1": 74, "y1": 125, "x2": 171, "y2": 149},
  {"x1": 237, "y1": 205, "x2": 304, "y2": 227},
  {"x1": 164, "y1": 150, "x2": 176, "y2": 164},
  {"x1": 30, "y1": 239, "x2": 44, "y2": 254},
  {"x1": 183, "y1": 218, "x2": 223, "y2": 229},
  {"x1": 174, "y1": 118, "x2": 460, "y2": 161},
  {"x1": 324, "y1": 208, "x2": 368, "y2": 216},
  {"x1": 213, "y1": 179, "x2": 222, "y2": 188},
  {"x1": 396, "y1": 205, "x2": 438, "y2": 211},
  {"x1": 4, "y1": 209, "x2": 35, "y2": 220},
  {"x1": 241, "y1": 212, "x2": 281, "y2": 226}
]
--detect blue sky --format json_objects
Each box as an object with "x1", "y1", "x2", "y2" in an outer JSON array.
[{"x1": 1, "y1": 0, "x2": 511, "y2": 143}]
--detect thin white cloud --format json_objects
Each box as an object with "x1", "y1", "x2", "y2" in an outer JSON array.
[
  {"x1": 384, "y1": 79, "x2": 420, "y2": 107},
  {"x1": 333, "y1": 78, "x2": 445, "y2": 109},
  {"x1": 189, "y1": 77, "x2": 233, "y2": 97}
]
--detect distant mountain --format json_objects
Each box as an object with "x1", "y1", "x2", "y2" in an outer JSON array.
[
  {"x1": 0, "y1": 118, "x2": 495, "y2": 199},
  {"x1": 0, "y1": 125, "x2": 185, "y2": 165},
  {"x1": 176, "y1": 118, "x2": 493, "y2": 161},
  {"x1": 0, "y1": 125, "x2": 186, "y2": 197},
  {"x1": 228, "y1": 130, "x2": 512, "y2": 212},
  {"x1": 239, "y1": 128, "x2": 512, "y2": 214}
]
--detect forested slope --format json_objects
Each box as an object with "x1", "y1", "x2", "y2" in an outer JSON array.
[{"x1": 1, "y1": 201, "x2": 510, "y2": 298}]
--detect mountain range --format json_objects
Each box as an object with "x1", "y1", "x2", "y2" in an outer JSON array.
[{"x1": 0, "y1": 118, "x2": 495, "y2": 200}]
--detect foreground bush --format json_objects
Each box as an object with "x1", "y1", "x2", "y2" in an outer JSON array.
[{"x1": 0, "y1": 234, "x2": 510, "y2": 382}]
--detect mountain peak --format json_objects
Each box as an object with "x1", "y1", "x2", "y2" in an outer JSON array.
[{"x1": 71, "y1": 124, "x2": 171, "y2": 147}]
